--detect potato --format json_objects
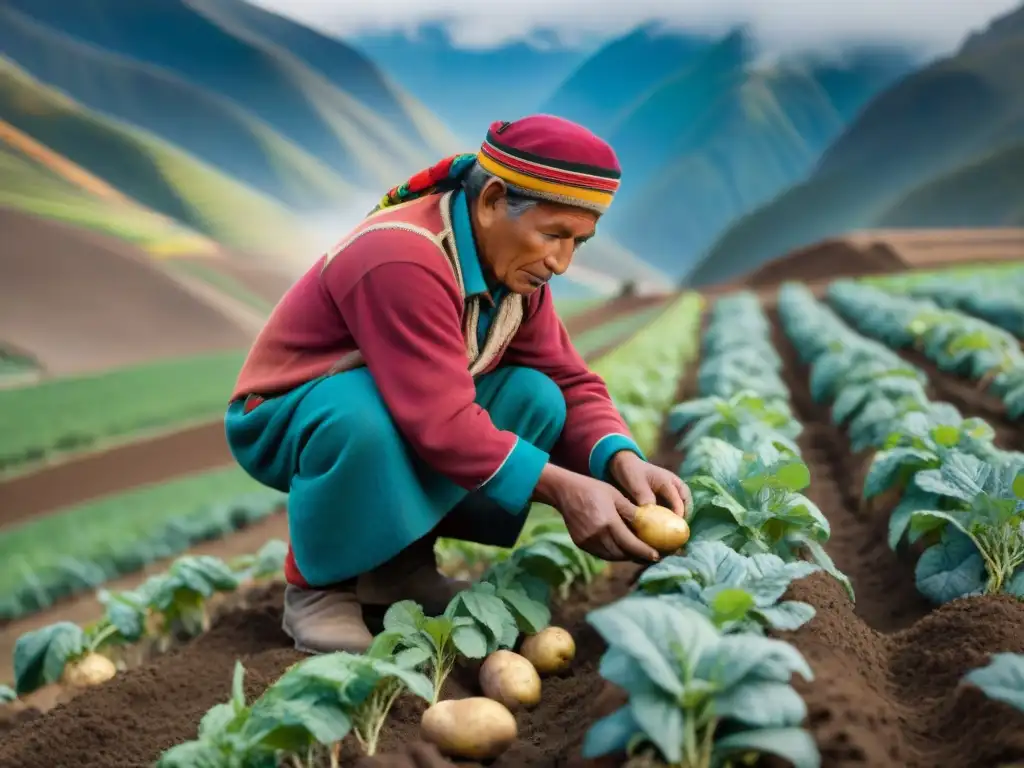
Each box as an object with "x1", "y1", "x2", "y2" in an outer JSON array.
[
  {"x1": 61, "y1": 653, "x2": 117, "y2": 688},
  {"x1": 634, "y1": 503, "x2": 690, "y2": 553},
  {"x1": 520, "y1": 626, "x2": 575, "y2": 675},
  {"x1": 479, "y1": 650, "x2": 541, "y2": 710},
  {"x1": 421, "y1": 697, "x2": 517, "y2": 759}
]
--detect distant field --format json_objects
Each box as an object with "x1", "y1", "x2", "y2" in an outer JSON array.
[
  {"x1": 0, "y1": 143, "x2": 212, "y2": 255},
  {"x1": 571, "y1": 302, "x2": 668, "y2": 358},
  {"x1": 0, "y1": 466, "x2": 281, "y2": 620},
  {"x1": 0, "y1": 350, "x2": 246, "y2": 472}
]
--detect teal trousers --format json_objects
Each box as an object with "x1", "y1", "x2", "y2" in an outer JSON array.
[{"x1": 224, "y1": 366, "x2": 566, "y2": 586}]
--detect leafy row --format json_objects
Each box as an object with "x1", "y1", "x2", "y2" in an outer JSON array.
[
  {"x1": 778, "y1": 283, "x2": 1024, "y2": 603},
  {"x1": 157, "y1": 526, "x2": 592, "y2": 765},
  {"x1": 7, "y1": 541, "x2": 288, "y2": 696},
  {"x1": 829, "y1": 280, "x2": 1024, "y2": 419},
  {"x1": 599, "y1": 291, "x2": 704, "y2": 455},
  {"x1": 582, "y1": 291, "x2": 825, "y2": 768},
  {"x1": 1, "y1": 489, "x2": 284, "y2": 622},
  {"x1": 878, "y1": 267, "x2": 1024, "y2": 339}
]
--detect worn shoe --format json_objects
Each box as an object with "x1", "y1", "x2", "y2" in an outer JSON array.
[
  {"x1": 356, "y1": 531, "x2": 470, "y2": 615},
  {"x1": 282, "y1": 581, "x2": 374, "y2": 654}
]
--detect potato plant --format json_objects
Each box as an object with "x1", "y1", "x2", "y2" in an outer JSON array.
[
  {"x1": 9, "y1": 543, "x2": 287, "y2": 695},
  {"x1": 636, "y1": 541, "x2": 819, "y2": 634},
  {"x1": 156, "y1": 644, "x2": 433, "y2": 767},
  {"x1": 963, "y1": 652, "x2": 1024, "y2": 714},
  {"x1": 582, "y1": 597, "x2": 820, "y2": 768}
]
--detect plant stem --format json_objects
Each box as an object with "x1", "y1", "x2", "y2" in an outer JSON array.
[{"x1": 329, "y1": 743, "x2": 340, "y2": 768}]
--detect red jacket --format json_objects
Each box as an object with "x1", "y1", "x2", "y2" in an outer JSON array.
[{"x1": 232, "y1": 190, "x2": 641, "y2": 510}]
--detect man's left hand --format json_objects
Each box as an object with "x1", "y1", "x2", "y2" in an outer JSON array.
[{"x1": 607, "y1": 451, "x2": 691, "y2": 519}]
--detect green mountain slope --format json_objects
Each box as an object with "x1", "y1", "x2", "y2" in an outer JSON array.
[
  {"x1": 878, "y1": 140, "x2": 1024, "y2": 227},
  {"x1": 0, "y1": 56, "x2": 313, "y2": 257},
  {"x1": 689, "y1": 4, "x2": 1024, "y2": 286},
  {"x1": 539, "y1": 25, "x2": 912, "y2": 277},
  {"x1": 0, "y1": 4, "x2": 355, "y2": 212},
  {"x1": 2, "y1": 0, "x2": 452, "y2": 190}
]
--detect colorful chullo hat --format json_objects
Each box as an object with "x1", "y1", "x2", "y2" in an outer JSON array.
[{"x1": 373, "y1": 114, "x2": 621, "y2": 215}]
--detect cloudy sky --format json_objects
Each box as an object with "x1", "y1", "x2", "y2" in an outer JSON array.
[{"x1": 251, "y1": 0, "x2": 1019, "y2": 55}]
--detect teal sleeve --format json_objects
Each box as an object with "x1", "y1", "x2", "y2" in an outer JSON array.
[
  {"x1": 589, "y1": 433, "x2": 646, "y2": 481},
  {"x1": 479, "y1": 437, "x2": 549, "y2": 513}
]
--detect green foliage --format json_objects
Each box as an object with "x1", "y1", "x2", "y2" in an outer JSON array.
[
  {"x1": 0, "y1": 349, "x2": 247, "y2": 471},
  {"x1": 963, "y1": 652, "x2": 1024, "y2": 714},
  {"x1": 582, "y1": 598, "x2": 820, "y2": 767}
]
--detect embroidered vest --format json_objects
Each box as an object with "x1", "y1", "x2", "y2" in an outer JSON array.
[{"x1": 321, "y1": 191, "x2": 526, "y2": 377}]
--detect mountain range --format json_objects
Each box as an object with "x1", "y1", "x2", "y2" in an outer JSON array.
[
  {"x1": 685, "y1": 3, "x2": 1024, "y2": 285},
  {"x1": 1, "y1": 0, "x2": 1021, "y2": 296}
]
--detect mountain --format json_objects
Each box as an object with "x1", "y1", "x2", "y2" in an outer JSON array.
[
  {"x1": 0, "y1": 5, "x2": 355, "y2": 213},
  {"x1": 877, "y1": 139, "x2": 1024, "y2": 227},
  {"x1": 536, "y1": 24, "x2": 715, "y2": 138},
  {"x1": 544, "y1": 26, "x2": 913, "y2": 277},
  {"x1": 352, "y1": 25, "x2": 589, "y2": 141},
  {"x1": 0, "y1": 0, "x2": 457, "y2": 191},
  {"x1": 0, "y1": 56, "x2": 313, "y2": 259},
  {"x1": 688, "y1": 3, "x2": 1024, "y2": 287}
]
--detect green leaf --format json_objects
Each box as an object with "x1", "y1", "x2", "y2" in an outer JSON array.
[
  {"x1": 931, "y1": 425, "x2": 961, "y2": 448},
  {"x1": 382, "y1": 601, "x2": 425, "y2": 634},
  {"x1": 367, "y1": 659, "x2": 434, "y2": 703},
  {"x1": 242, "y1": 697, "x2": 352, "y2": 752},
  {"x1": 499, "y1": 588, "x2": 551, "y2": 633},
  {"x1": 97, "y1": 589, "x2": 150, "y2": 643},
  {"x1": 451, "y1": 624, "x2": 488, "y2": 659},
  {"x1": 197, "y1": 703, "x2": 238, "y2": 740},
  {"x1": 581, "y1": 706, "x2": 640, "y2": 759},
  {"x1": 775, "y1": 462, "x2": 811, "y2": 492},
  {"x1": 710, "y1": 588, "x2": 756, "y2": 625},
  {"x1": 394, "y1": 646, "x2": 431, "y2": 670},
  {"x1": 629, "y1": 690, "x2": 687, "y2": 763},
  {"x1": 964, "y1": 653, "x2": 1024, "y2": 713},
  {"x1": 1013, "y1": 472, "x2": 1024, "y2": 500},
  {"x1": 13, "y1": 621, "x2": 87, "y2": 694},
  {"x1": 754, "y1": 601, "x2": 816, "y2": 631},
  {"x1": 712, "y1": 727, "x2": 821, "y2": 768},
  {"x1": 0, "y1": 684, "x2": 15, "y2": 703},
  {"x1": 155, "y1": 740, "x2": 231, "y2": 768},
  {"x1": 712, "y1": 681, "x2": 807, "y2": 727},
  {"x1": 915, "y1": 530, "x2": 987, "y2": 604}
]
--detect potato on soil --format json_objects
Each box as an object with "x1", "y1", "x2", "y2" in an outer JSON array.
[
  {"x1": 633, "y1": 503, "x2": 690, "y2": 553},
  {"x1": 421, "y1": 697, "x2": 517, "y2": 760},
  {"x1": 520, "y1": 626, "x2": 575, "y2": 675},
  {"x1": 61, "y1": 653, "x2": 117, "y2": 688},
  {"x1": 479, "y1": 650, "x2": 541, "y2": 710}
]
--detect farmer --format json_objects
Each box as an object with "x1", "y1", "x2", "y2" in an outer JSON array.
[{"x1": 225, "y1": 114, "x2": 691, "y2": 654}]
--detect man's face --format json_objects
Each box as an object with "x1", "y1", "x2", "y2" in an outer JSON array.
[{"x1": 474, "y1": 180, "x2": 599, "y2": 296}]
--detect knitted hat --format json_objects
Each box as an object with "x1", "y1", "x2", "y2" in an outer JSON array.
[{"x1": 373, "y1": 115, "x2": 621, "y2": 215}]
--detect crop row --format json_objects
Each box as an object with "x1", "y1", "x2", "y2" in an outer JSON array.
[
  {"x1": 0, "y1": 476, "x2": 284, "y2": 622},
  {"x1": 581, "y1": 291, "x2": 838, "y2": 768},
  {"x1": 829, "y1": 280, "x2": 1024, "y2": 419},
  {"x1": 776, "y1": 284, "x2": 1024, "y2": 707},
  {"x1": 874, "y1": 266, "x2": 1024, "y2": 338},
  {"x1": 3, "y1": 540, "x2": 289, "y2": 701}
]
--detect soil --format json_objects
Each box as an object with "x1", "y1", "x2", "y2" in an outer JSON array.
[
  {"x1": 767, "y1": 303, "x2": 1024, "y2": 767},
  {"x1": 0, "y1": 421, "x2": 234, "y2": 528},
  {"x1": 0, "y1": 209, "x2": 252, "y2": 378},
  {"x1": 3, "y1": 291, "x2": 1024, "y2": 767}
]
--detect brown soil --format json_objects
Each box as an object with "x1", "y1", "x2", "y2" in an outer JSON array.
[
  {"x1": 0, "y1": 512, "x2": 289, "y2": 685},
  {"x1": 744, "y1": 240, "x2": 905, "y2": 287},
  {"x1": 0, "y1": 210, "x2": 253, "y2": 377},
  {"x1": 0, "y1": 421, "x2": 234, "y2": 528},
  {"x1": 0, "y1": 568, "x2": 640, "y2": 768},
  {"x1": 767, "y1": 303, "x2": 1024, "y2": 767}
]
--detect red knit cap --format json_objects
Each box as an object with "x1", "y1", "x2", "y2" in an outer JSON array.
[{"x1": 477, "y1": 115, "x2": 621, "y2": 214}]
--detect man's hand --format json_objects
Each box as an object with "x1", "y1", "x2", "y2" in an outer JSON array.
[
  {"x1": 533, "y1": 465, "x2": 660, "y2": 563},
  {"x1": 607, "y1": 451, "x2": 691, "y2": 519}
]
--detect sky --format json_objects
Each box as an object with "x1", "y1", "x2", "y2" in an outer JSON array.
[{"x1": 251, "y1": 0, "x2": 1021, "y2": 56}]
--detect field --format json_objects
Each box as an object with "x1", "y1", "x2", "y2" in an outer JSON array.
[{"x1": 2, "y1": 256, "x2": 1023, "y2": 768}]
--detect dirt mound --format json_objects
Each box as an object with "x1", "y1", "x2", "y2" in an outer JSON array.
[
  {"x1": 743, "y1": 239, "x2": 905, "y2": 287},
  {"x1": 846, "y1": 228, "x2": 1024, "y2": 267},
  {"x1": 0, "y1": 569, "x2": 638, "y2": 768},
  {"x1": 0, "y1": 210, "x2": 253, "y2": 377},
  {"x1": 769, "y1": 303, "x2": 1024, "y2": 767}
]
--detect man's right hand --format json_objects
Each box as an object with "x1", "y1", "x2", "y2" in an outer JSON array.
[{"x1": 533, "y1": 465, "x2": 661, "y2": 564}]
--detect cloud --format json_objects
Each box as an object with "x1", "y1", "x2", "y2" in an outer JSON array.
[{"x1": 248, "y1": 0, "x2": 1020, "y2": 55}]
